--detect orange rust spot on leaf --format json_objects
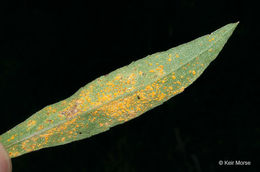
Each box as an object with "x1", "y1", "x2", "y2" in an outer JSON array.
[
  {"x1": 27, "y1": 120, "x2": 36, "y2": 127},
  {"x1": 145, "y1": 85, "x2": 153, "y2": 91},
  {"x1": 157, "y1": 92, "x2": 166, "y2": 101},
  {"x1": 7, "y1": 135, "x2": 15, "y2": 142},
  {"x1": 37, "y1": 125, "x2": 44, "y2": 131},
  {"x1": 156, "y1": 65, "x2": 164, "y2": 76},
  {"x1": 115, "y1": 75, "x2": 122, "y2": 80}
]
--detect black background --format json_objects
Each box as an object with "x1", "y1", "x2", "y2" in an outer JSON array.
[{"x1": 0, "y1": 0, "x2": 259, "y2": 172}]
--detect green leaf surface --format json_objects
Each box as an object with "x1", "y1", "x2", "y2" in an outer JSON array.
[{"x1": 0, "y1": 22, "x2": 238, "y2": 158}]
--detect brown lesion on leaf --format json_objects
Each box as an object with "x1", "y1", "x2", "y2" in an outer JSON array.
[
  {"x1": 60, "y1": 100, "x2": 82, "y2": 119},
  {"x1": 64, "y1": 105, "x2": 79, "y2": 119},
  {"x1": 46, "y1": 119, "x2": 53, "y2": 123}
]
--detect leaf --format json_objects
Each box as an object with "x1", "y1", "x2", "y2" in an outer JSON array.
[{"x1": 0, "y1": 22, "x2": 238, "y2": 158}]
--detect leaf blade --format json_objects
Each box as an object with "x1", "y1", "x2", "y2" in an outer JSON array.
[{"x1": 0, "y1": 22, "x2": 238, "y2": 158}]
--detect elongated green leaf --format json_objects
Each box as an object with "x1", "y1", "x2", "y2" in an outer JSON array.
[{"x1": 0, "y1": 22, "x2": 238, "y2": 158}]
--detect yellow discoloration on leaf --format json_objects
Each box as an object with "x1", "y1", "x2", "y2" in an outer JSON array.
[
  {"x1": 27, "y1": 120, "x2": 37, "y2": 128},
  {"x1": 209, "y1": 37, "x2": 215, "y2": 42},
  {"x1": 114, "y1": 75, "x2": 122, "y2": 80}
]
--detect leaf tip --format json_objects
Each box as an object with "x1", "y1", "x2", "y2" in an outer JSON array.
[{"x1": 233, "y1": 21, "x2": 240, "y2": 28}]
